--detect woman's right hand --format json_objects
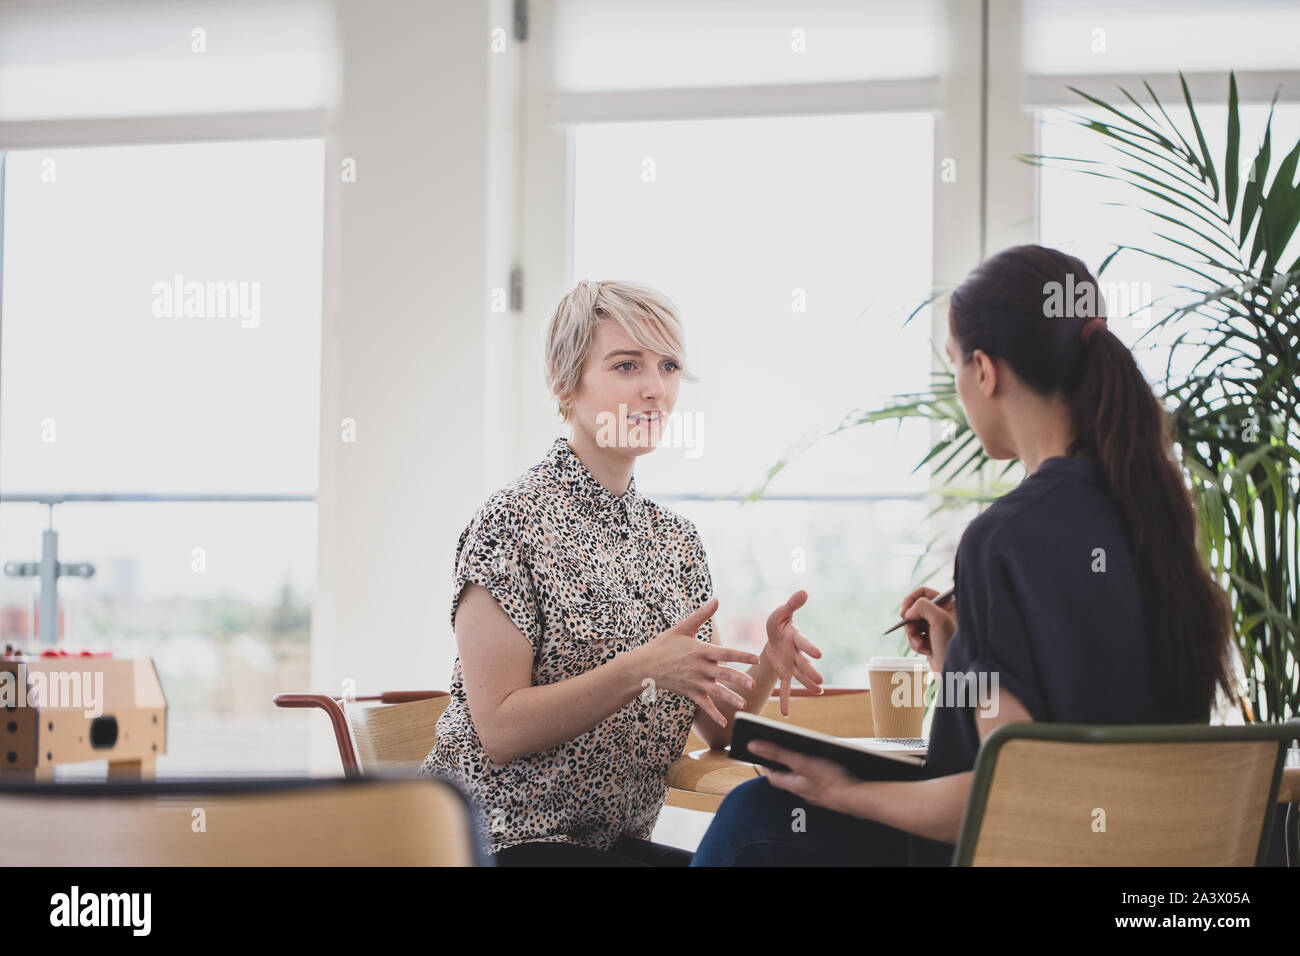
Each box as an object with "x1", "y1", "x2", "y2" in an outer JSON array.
[
  {"x1": 638, "y1": 598, "x2": 760, "y2": 727},
  {"x1": 899, "y1": 586, "x2": 957, "y2": 675}
]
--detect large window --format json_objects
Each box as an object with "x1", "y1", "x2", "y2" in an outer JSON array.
[
  {"x1": 554, "y1": 0, "x2": 942, "y2": 90},
  {"x1": 571, "y1": 113, "x2": 936, "y2": 679},
  {"x1": 0, "y1": 139, "x2": 324, "y2": 777},
  {"x1": 1022, "y1": 0, "x2": 1300, "y2": 76},
  {"x1": 0, "y1": 0, "x2": 338, "y2": 121}
]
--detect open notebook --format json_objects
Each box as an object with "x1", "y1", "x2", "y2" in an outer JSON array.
[{"x1": 730, "y1": 712, "x2": 927, "y2": 782}]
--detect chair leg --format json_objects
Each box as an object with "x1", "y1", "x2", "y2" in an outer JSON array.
[{"x1": 1287, "y1": 802, "x2": 1299, "y2": 868}]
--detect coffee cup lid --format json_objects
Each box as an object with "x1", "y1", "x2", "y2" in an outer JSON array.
[{"x1": 868, "y1": 656, "x2": 927, "y2": 669}]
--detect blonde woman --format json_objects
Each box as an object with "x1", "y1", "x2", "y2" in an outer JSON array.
[{"x1": 419, "y1": 280, "x2": 824, "y2": 866}]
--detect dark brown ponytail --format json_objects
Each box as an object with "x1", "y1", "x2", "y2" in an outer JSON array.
[{"x1": 949, "y1": 245, "x2": 1235, "y2": 721}]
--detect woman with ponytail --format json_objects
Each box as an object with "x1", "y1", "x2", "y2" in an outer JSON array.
[{"x1": 691, "y1": 244, "x2": 1273, "y2": 866}]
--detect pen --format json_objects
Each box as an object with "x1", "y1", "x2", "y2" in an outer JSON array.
[{"x1": 882, "y1": 586, "x2": 956, "y2": 635}]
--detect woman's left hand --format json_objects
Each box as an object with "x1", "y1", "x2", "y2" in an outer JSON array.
[
  {"x1": 764, "y1": 590, "x2": 824, "y2": 716},
  {"x1": 747, "y1": 740, "x2": 861, "y2": 817}
]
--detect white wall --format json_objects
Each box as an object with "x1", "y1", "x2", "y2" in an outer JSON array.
[{"x1": 312, "y1": 0, "x2": 520, "y2": 772}]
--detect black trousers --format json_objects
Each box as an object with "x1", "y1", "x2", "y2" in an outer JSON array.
[{"x1": 492, "y1": 835, "x2": 693, "y2": 867}]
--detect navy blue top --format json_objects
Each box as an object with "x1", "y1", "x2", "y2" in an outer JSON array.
[{"x1": 909, "y1": 455, "x2": 1176, "y2": 866}]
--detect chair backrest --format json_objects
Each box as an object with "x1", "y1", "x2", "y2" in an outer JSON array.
[
  {"x1": 0, "y1": 775, "x2": 482, "y2": 865},
  {"x1": 683, "y1": 687, "x2": 873, "y2": 753},
  {"x1": 344, "y1": 695, "x2": 451, "y2": 776},
  {"x1": 954, "y1": 722, "x2": 1300, "y2": 866}
]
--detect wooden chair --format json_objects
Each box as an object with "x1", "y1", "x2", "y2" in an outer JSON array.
[
  {"x1": 954, "y1": 721, "x2": 1300, "y2": 866},
  {"x1": 274, "y1": 690, "x2": 450, "y2": 777},
  {"x1": 666, "y1": 687, "x2": 874, "y2": 813},
  {"x1": 1284, "y1": 718, "x2": 1300, "y2": 866},
  {"x1": 0, "y1": 775, "x2": 483, "y2": 865}
]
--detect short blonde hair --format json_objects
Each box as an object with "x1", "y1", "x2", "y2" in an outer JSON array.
[{"x1": 545, "y1": 280, "x2": 696, "y2": 423}]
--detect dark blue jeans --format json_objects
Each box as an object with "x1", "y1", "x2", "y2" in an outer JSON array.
[{"x1": 691, "y1": 776, "x2": 928, "y2": 866}]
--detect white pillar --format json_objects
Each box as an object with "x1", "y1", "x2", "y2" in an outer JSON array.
[{"x1": 311, "y1": 0, "x2": 518, "y2": 773}]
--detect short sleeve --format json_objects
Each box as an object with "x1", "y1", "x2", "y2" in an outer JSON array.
[
  {"x1": 682, "y1": 522, "x2": 716, "y2": 646},
  {"x1": 959, "y1": 548, "x2": 1048, "y2": 721},
  {"x1": 449, "y1": 498, "x2": 542, "y2": 652}
]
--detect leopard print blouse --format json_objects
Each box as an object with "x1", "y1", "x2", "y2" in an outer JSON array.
[{"x1": 418, "y1": 437, "x2": 716, "y2": 854}]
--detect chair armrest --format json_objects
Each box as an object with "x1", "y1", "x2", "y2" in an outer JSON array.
[
  {"x1": 273, "y1": 693, "x2": 361, "y2": 778},
  {"x1": 667, "y1": 747, "x2": 761, "y2": 796},
  {"x1": 374, "y1": 690, "x2": 450, "y2": 704}
]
